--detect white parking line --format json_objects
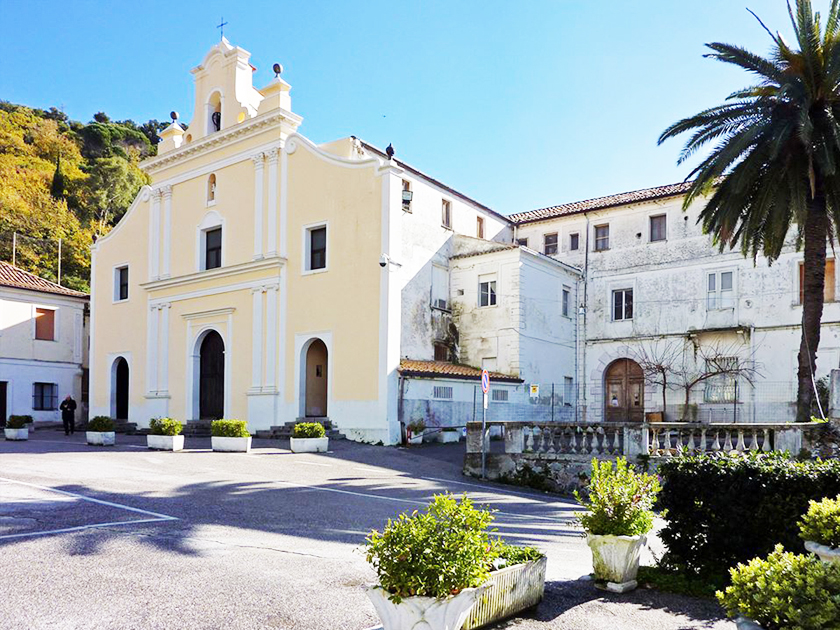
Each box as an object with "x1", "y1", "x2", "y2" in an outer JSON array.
[
  {"x1": 0, "y1": 477, "x2": 178, "y2": 541},
  {"x1": 296, "y1": 461, "x2": 331, "y2": 467}
]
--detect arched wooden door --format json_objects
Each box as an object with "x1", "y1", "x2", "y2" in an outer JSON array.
[
  {"x1": 604, "y1": 358, "x2": 644, "y2": 422},
  {"x1": 115, "y1": 357, "x2": 129, "y2": 420},
  {"x1": 305, "y1": 339, "x2": 328, "y2": 417},
  {"x1": 199, "y1": 331, "x2": 225, "y2": 419}
]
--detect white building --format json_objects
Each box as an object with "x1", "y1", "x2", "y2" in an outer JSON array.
[
  {"x1": 0, "y1": 262, "x2": 89, "y2": 426},
  {"x1": 512, "y1": 182, "x2": 840, "y2": 423}
]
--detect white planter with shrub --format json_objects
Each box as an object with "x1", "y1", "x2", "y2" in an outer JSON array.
[
  {"x1": 575, "y1": 457, "x2": 661, "y2": 593},
  {"x1": 437, "y1": 429, "x2": 460, "y2": 444},
  {"x1": 147, "y1": 418, "x2": 185, "y2": 451},
  {"x1": 211, "y1": 420, "x2": 251, "y2": 452},
  {"x1": 365, "y1": 494, "x2": 546, "y2": 630},
  {"x1": 4, "y1": 427, "x2": 28, "y2": 441},
  {"x1": 5, "y1": 416, "x2": 31, "y2": 440},
  {"x1": 86, "y1": 416, "x2": 116, "y2": 446},
  {"x1": 734, "y1": 618, "x2": 765, "y2": 630},
  {"x1": 406, "y1": 420, "x2": 425, "y2": 446},
  {"x1": 290, "y1": 422, "x2": 328, "y2": 453},
  {"x1": 800, "y1": 495, "x2": 840, "y2": 566}
]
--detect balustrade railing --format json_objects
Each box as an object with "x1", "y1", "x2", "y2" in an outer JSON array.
[{"x1": 465, "y1": 420, "x2": 821, "y2": 459}]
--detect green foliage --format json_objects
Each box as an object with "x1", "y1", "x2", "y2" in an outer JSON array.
[
  {"x1": 0, "y1": 101, "x2": 154, "y2": 291},
  {"x1": 813, "y1": 376, "x2": 830, "y2": 418},
  {"x1": 407, "y1": 419, "x2": 426, "y2": 433},
  {"x1": 717, "y1": 545, "x2": 840, "y2": 630},
  {"x1": 574, "y1": 457, "x2": 661, "y2": 536},
  {"x1": 293, "y1": 422, "x2": 326, "y2": 438},
  {"x1": 149, "y1": 417, "x2": 183, "y2": 437},
  {"x1": 211, "y1": 419, "x2": 249, "y2": 438},
  {"x1": 365, "y1": 494, "x2": 541, "y2": 603},
  {"x1": 657, "y1": 452, "x2": 840, "y2": 579},
  {"x1": 636, "y1": 565, "x2": 718, "y2": 599},
  {"x1": 495, "y1": 542, "x2": 544, "y2": 567},
  {"x1": 87, "y1": 416, "x2": 115, "y2": 432},
  {"x1": 800, "y1": 495, "x2": 840, "y2": 548},
  {"x1": 6, "y1": 415, "x2": 30, "y2": 429}
]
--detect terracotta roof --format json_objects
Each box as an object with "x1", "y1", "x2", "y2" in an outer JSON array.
[
  {"x1": 399, "y1": 359, "x2": 523, "y2": 383},
  {"x1": 509, "y1": 181, "x2": 694, "y2": 225},
  {"x1": 450, "y1": 243, "x2": 518, "y2": 260},
  {"x1": 0, "y1": 262, "x2": 88, "y2": 298}
]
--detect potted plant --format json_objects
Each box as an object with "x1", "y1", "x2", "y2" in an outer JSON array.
[
  {"x1": 365, "y1": 494, "x2": 546, "y2": 630},
  {"x1": 290, "y1": 422, "x2": 328, "y2": 453},
  {"x1": 717, "y1": 545, "x2": 840, "y2": 629},
  {"x1": 574, "y1": 457, "x2": 661, "y2": 593},
  {"x1": 147, "y1": 417, "x2": 184, "y2": 451},
  {"x1": 4, "y1": 415, "x2": 30, "y2": 441},
  {"x1": 86, "y1": 416, "x2": 116, "y2": 446},
  {"x1": 211, "y1": 419, "x2": 251, "y2": 452},
  {"x1": 437, "y1": 427, "x2": 461, "y2": 444},
  {"x1": 406, "y1": 419, "x2": 425, "y2": 445},
  {"x1": 800, "y1": 495, "x2": 840, "y2": 565}
]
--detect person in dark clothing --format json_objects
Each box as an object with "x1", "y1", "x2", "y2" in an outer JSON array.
[{"x1": 60, "y1": 395, "x2": 77, "y2": 435}]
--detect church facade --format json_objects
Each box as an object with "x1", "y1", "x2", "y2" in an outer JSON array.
[{"x1": 89, "y1": 39, "x2": 569, "y2": 443}]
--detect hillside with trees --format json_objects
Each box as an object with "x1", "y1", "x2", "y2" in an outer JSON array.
[{"x1": 0, "y1": 102, "x2": 167, "y2": 291}]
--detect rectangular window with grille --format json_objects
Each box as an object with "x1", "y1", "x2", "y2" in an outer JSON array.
[
  {"x1": 707, "y1": 270, "x2": 735, "y2": 309},
  {"x1": 205, "y1": 227, "x2": 222, "y2": 270},
  {"x1": 704, "y1": 357, "x2": 739, "y2": 402},
  {"x1": 799, "y1": 259, "x2": 835, "y2": 304},
  {"x1": 569, "y1": 233, "x2": 580, "y2": 251},
  {"x1": 516, "y1": 237, "x2": 528, "y2": 248},
  {"x1": 562, "y1": 287, "x2": 570, "y2": 317},
  {"x1": 491, "y1": 389, "x2": 509, "y2": 402},
  {"x1": 612, "y1": 288, "x2": 633, "y2": 321},
  {"x1": 433, "y1": 386, "x2": 453, "y2": 400},
  {"x1": 479, "y1": 278, "x2": 497, "y2": 307},
  {"x1": 114, "y1": 266, "x2": 129, "y2": 301},
  {"x1": 564, "y1": 376, "x2": 574, "y2": 406},
  {"x1": 33, "y1": 382, "x2": 57, "y2": 410},
  {"x1": 441, "y1": 200, "x2": 452, "y2": 228}
]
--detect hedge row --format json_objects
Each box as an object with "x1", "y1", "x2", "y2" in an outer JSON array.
[{"x1": 657, "y1": 452, "x2": 840, "y2": 580}]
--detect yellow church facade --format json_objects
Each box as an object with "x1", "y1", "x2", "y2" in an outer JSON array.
[{"x1": 89, "y1": 39, "x2": 514, "y2": 444}]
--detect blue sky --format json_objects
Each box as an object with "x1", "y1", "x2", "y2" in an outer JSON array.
[{"x1": 0, "y1": 1, "x2": 811, "y2": 215}]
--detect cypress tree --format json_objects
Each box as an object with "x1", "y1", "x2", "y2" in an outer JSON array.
[{"x1": 50, "y1": 156, "x2": 64, "y2": 199}]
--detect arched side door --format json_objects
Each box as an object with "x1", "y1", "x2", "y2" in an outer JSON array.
[
  {"x1": 605, "y1": 358, "x2": 644, "y2": 422},
  {"x1": 199, "y1": 331, "x2": 225, "y2": 420}
]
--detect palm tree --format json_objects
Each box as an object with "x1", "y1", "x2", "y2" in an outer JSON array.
[{"x1": 659, "y1": 0, "x2": 840, "y2": 421}]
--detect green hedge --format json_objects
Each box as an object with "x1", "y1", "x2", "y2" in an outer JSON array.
[
  {"x1": 88, "y1": 416, "x2": 115, "y2": 432},
  {"x1": 6, "y1": 415, "x2": 29, "y2": 429},
  {"x1": 293, "y1": 422, "x2": 326, "y2": 439},
  {"x1": 149, "y1": 417, "x2": 183, "y2": 436},
  {"x1": 657, "y1": 452, "x2": 840, "y2": 580},
  {"x1": 211, "y1": 419, "x2": 249, "y2": 438}
]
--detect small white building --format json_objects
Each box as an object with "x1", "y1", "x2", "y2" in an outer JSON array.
[{"x1": 0, "y1": 262, "x2": 89, "y2": 426}]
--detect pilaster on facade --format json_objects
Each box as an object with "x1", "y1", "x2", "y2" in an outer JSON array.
[
  {"x1": 161, "y1": 186, "x2": 173, "y2": 279},
  {"x1": 266, "y1": 148, "x2": 279, "y2": 257},
  {"x1": 251, "y1": 286, "x2": 264, "y2": 389},
  {"x1": 145, "y1": 302, "x2": 172, "y2": 399},
  {"x1": 149, "y1": 189, "x2": 162, "y2": 281},
  {"x1": 252, "y1": 152, "x2": 265, "y2": 260},
  {"x1": 248, "y1": 284, "x2": 280, "y2": 397}
]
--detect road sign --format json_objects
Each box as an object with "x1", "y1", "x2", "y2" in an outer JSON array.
[{"x1": 481, "y1": 370, "x2": 490, "y2": 394}]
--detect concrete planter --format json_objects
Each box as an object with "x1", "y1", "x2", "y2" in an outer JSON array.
[
  {"x1": 408, "y1": 432, "x2": 423, "y2": 445},
  {"x1": 211, "y1": 436, "x2": 251, "y2": 452},
  {"x1": 86, "y1": 431, "x2": 116, "y2": 446},
  {"x1": 735, "y1": 617, "x2": 765, "y2": 630},
  {"x1": 147, "y1": 434, "x2": 185, "y2": 451},
  {"x1": 290, "y1": 436, "x2": 329, "y2": 453},
  {"x1": 804, "y1": 540, "x2": 840, "y2": 565},
  {"x1": 586, "y1": 533, "x2": 647, "y2": 593},
  {"x1": 365, "y1": 584, "x2": 487, "y2": 630},
  {"x1": 437, "y1": 430, "x2": 461, "y2": 444},
  {"x1": 463, "y1": 557, "x2": 547, "y2": 630},
  {"x1": 4, "y1": 428, "x2": 28, "y2": 441}
]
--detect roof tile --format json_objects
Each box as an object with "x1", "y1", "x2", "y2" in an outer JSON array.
[
  {"x1": 0, "y1": 262, "x2": 88, "y2": 298},
  {"x1": 399, "y1": 359, "x2": 522, "y2": 383}
]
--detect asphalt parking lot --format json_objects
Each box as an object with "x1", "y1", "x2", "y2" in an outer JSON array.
[{"x1": 0, "y1": 431, "x2": 733, "y2": 630}]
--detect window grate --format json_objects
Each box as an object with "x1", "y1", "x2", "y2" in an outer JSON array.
[
  {"x1": 491, "y1": 389, "x2": 509, "y2": 402},
  {"x1": 433, "y1": 386, "x2": 453, "y2": 400}
]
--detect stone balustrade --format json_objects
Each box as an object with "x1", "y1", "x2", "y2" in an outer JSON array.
[{"x1": 464, "y1": 420, "x2": 826, "y2": 493}]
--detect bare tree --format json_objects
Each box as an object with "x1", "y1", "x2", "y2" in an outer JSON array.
[{"x1": 632, "y1": 339, "x2": 761, "y2": 421}]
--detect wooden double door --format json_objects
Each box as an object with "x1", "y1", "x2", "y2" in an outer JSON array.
[{"x1": 605, "y1": 358, "x2": 644, "y2": 422}]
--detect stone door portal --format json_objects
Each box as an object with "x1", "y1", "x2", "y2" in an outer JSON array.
[{"x1": 604, "y1": 358, "x2": 644, "y2": 422}]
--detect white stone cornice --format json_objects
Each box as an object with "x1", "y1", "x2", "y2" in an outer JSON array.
[
  {"x1": 140, "y1": 109, "x2": 302, "y2": 175},
  {"x1": 140, "y1": 256, "x2": 285, "y2": 292},
  {"x1": 181, "y1": 307, "x2": 236, "y2": 321}
]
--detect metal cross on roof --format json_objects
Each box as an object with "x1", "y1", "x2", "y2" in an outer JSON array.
[{"x1": 217, "y1": 17, "x2": 228, "y2": 40}]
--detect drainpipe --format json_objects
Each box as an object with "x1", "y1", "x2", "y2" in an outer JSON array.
[
  {"x1": 398, "y1": 374, "x2": 406, "y2": 444},
  {"x1": 581, "y1": 213, "x2": 591, "y2": 421}
]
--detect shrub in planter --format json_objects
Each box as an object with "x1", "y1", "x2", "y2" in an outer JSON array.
[
  {"x1": 4, "y1": 415, "x2": 29, "y2": 440},
  {"x1": 290, "y1": 422, "x2": 328, "y2": 453},
  {"x1": 364, "y1": 494, "x2": 545, "y2": 630},
  {"x1": 211, "y1": 419, "x2": 249, "y2": 437},
  {"x1": 717, "y1": 545, "x2": 840, "y2": 630},
  {"x1": 407, "y1": 420, "x2": 425, "y2": 444},
  {"x1": 148, "y1": 418, "x2": 184, "y2": 451},
  {"x1": 86, "y1": 416, "x2": 115, "y2": 446},
  {"x1": 292, "y1": 422, "x2": 326, "y2": 439},
  {"x1": 799, "y1": 495, "x2": 840, "y2": 564},
  {"x1": 657, "y1": 452, "x2": 840, "y2": 581},
  {"x1": 574, "y1": 457, "x2": 661, "y2": 592},
  {"x1": 211, "y1": 419, "x2": 251, "y2": 452}
]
